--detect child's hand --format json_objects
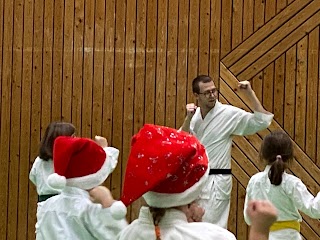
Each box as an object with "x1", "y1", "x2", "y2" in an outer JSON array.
[
  {"x1": 246, "y1": 200, "x2": 278, "y2": 233},
  {"x1": 89, "y1": 186, "x2": 115, "y2": 208},
  {"x1": 94, "y1": 136, "x2": 108, "y2": 148},
  {"x1": 185, "y1": 202, "x2": 205, "y2": 222}
]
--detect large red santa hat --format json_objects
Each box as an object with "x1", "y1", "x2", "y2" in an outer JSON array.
[{"x1": 120, "y1": 124, "x2": 209, "y2": 208}]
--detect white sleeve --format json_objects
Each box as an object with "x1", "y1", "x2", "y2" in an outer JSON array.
[
  {"x1": 243, "y1": 179, "x2": 253, "y2": 225},
  {"x1": 103, "y1": 147, "x2": 120, "y2": 175},
  {"x1": 290, "y1": 179, "x2": 320, "y2": 219},
  {"x1": 231, "y1": 110, "x2": 273, "y2": 136},
  {"x1": 84, "y1": 203, "x2": 128, "y2": 240},
  {"x1": 29, "y1": 158, "x2": 39, "y2": 186}
]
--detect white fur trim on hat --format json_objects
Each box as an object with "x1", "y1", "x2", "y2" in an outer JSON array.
[
  {"x1": 47, "y1": 173, "x2": 67, "y2": 190},
  {"x1": 109, "y1": 201, "x2": 127, "y2": 220},
  {"x1": 66, "y1": 147, "x2": 119, "y2": 190},
  {"x1": 143, "y1": 167, "x2": 209, "y2": 208}
]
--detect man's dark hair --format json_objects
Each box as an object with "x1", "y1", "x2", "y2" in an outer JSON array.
[{"x1": 192, "y1": 75, "x2": 213, "y2": 93}]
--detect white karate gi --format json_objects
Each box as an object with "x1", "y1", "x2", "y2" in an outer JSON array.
[
  {"x1": 244, "y1": 165, "x2": 320, "y2": 240},
  {"x1": 36, "y1": 187, "x2": 128, "y2": 240},
  {"x1": 190, "y1": 101, "x2": 273, "y2": 227},
  {"x1": 116, "y1": 206, "x2": 236, "y2": 240},
  {"x1": 29, "y1": 157, "x2": 62, "y2": 196}
]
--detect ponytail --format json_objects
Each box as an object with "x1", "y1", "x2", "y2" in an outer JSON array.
[
  {"x1": 268, "y1": 155, "x2": 285, "y2": 185},
  {"x1": 149, "y1": 207, "x2": 166, "y2": 240}
]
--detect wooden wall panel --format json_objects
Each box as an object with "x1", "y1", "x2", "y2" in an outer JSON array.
[
  {"x1": 0, "y1": 0, "x2": 13, "y2": 239},
  {"x1": 1, "y1": 0, "x2": 320, "y2": 239},
  {"x1": 166, "y1": 0, "x2": 178, "y2": 128}
]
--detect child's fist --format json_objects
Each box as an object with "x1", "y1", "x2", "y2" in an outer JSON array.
[{"x1": 95, "y1": 135, "x2": 108, "y2": 148}]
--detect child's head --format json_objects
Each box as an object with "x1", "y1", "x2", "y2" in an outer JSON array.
[
  {"x1": 259, "y1": 130, "x2": 293, "y2": 185},
  {"x1": 39, "y1": 122, "x2": 76, "y2": 160},
  {"x1": 48, "y1": 136, "x2": 118, "y2": 190},
  {"x1": 121, "y1": 124, "x2": 209, "y2": 208}
]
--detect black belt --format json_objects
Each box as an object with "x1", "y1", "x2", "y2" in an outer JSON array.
[
  {"x1": 209, "y1": 169, "x2": 232, "y2": 175},
  {"x1": 38, "y1": 194, "x2": 57, "y2": 202}
]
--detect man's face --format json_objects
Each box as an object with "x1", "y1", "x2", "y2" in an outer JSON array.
[{"x1": 195, "y1": 81, "x2": 218, "y2": 109}]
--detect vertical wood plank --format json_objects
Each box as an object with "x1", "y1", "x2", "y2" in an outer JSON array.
[
  {"x1": 318, "y1": 28, "x2": 320, "y2": 167},
  {"x1": 209, "y1": 0, "x2": 221, "y2": 84},
  {"x1": 165, "y1": 0, "x2": 178, "y2": 128},
  {"x1": 62, "y1": 0, "x2": 75, "y2": 122},
  {"x1": 187, "y1": 0, "x2": 199, "y2": 102},
  {"x1": 130, "y1": 0, "x2": 147, "y2": 221},
  {"x1": 81, "y1": 0, "x2": 95, "y2": 137},
  {"x1": 265, "y1": 0, "x2": 276, "y2": 22},
  {"x1": 8, "y1": 0, "x2": 24, "y2": 238},
  {"x1": 237, "y1": 185, "x2": 248, "y2": 240},
  {"x1": 228, "y1": 176, "x2": 238, "y2": 235},
  {"x1": 155, "y1": 0, "x2": 167, "y2": 125},
  {"x1": 220, "y1": 0, "x2": 232, "y2": 58},
  {"x1": 123, "y1": 0, "x2": 136, "y2": 202},
  {"x1": 306, "y1": 27, "x2": 319, "y2": 161},
  {"x1": 284, "y1": 45, "x2": 296, "y2": 138},
  {"x1": 262, "y1": 64, "x2": 274, "y2": 112},
  {"x1": 232, "y1": 0, "x2": 243, "y2": 49},
  {"x1": 28, "y1": 1, "x2": 44, "y2": 238},
  {"x1": 0, "y1": 0, "x2": 3, "y2": 113},
  {"x1": 144, "y1": 0, "x2": 156, "y2": 124},
  {"x1": 198, "y1": 0, "x2": 210, "y2": 74},
  {"x1": 112, "y1": 0, "x2": 126, "y2": 198},
  {"x1": 0, "y1": 0, "x2": 14, "y2": 239},
  {"x1": 251, "y1": 73, "x2": 263, "y2": 103},
  {"x1": 21, "y1": 0, "x2": 34, "y2": 239},
  {"x1": 91, "y1": 0, "x2": 105, "y2": 137},
  {"x1": 274, "y1": 55, "x2": 285, "y2": 126},
  {"x1": 52, "y1": 0, "x2": 64, "y2": 119},
  {"x1": 243, "y1": 0, "x2": 253, "y2": 40},
  {"x1": 295, "y1": 37, "x2": 308, "y2": 149},
  {"x1": 253, "y1": 0, "x2": 265, "y2": 32},
  {"x1": 41, "y1": 0, "x2": 54, "y2": 129},
  {"x1": 102, "y1": 0, "x2": 115, "y2": 190},
  {"x1": 72, "y1": 0, "x2": 85, "y2": 135},
  {"x1": 276, "y1": 0, "x2": 287, "y2": 13},
  {"x1": 176, "y1": 0, "x2": 189, "y2": 128}
]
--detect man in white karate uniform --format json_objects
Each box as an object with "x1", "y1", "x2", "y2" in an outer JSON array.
[{"x1": 180, "y1": 75, "x2": 274, "y2": 228}]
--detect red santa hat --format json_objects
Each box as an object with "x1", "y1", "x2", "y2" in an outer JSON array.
[
  {"x1": 120, "y1": 124, "x2": 209, "y2": 208},
  {"x1": 47, "y1": 136, "x2": 127, "y2": 219}
]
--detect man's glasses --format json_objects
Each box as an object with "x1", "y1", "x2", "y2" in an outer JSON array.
[{"x1": 198, "y1": 89, "x2": 218, "y2": 98}]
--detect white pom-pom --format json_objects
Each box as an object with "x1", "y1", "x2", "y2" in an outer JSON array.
[
  {"x1": 47, "y1": 173, "x2": 66, "y2": 190},
  {"x1": 110, "y1": 201, "x2": 127, "y2": 220}
]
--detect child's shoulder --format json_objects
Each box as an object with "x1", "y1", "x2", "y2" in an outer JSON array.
[
  {"x1": 250, "y1": 171, "x2": 266, "y2": 179},
  {"x1": 282, "y1": 172, "x2": 301, "y2": 183}
]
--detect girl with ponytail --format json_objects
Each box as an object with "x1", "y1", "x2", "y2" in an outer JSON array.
[{"x1": 244, "y1": 130, "x2": 320, "y2": 240}]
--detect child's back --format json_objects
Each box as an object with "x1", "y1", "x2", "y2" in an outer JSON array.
[
  {"x1": 244, "y1": 131, "x2": 320, "y2": 240},
  {"x1": 36, "y1": 136, "x2": 128, "y2": 240},
  {"x1": 29, "y1": 121, "x2": 76, "y2": 202},
  {"x1": 36, "y1": 186, "x2": 127, "y2": 240}
]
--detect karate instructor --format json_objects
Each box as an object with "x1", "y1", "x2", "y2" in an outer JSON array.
[{"x1": 180, "y1": 75, "x2": 273, "y2": 228}]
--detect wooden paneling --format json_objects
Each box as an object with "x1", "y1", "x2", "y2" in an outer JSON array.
[{"x1": 1, "y1": 0, "x2": 320, "y2": 239}]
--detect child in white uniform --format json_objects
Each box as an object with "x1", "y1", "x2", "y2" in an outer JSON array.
[
  {"x1": 244, "y1": 130, "x2": 320, "y2": 240},
  {"x1": 29, "y1": 121, "x2": 76, "y2": 202},
  {"x1": 117, "y1": 124, "x2": 278, "y2": 240},
  {"x1": 36, "y1": 136, "x2": 127, "y2": 240}
]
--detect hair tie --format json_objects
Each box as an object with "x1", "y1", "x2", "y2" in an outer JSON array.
[
  {"x1": 276, "y1": 155, "x2": 282, "y2": 160},
  {"x1": 155, "y1": 225, "x2": 161, "y2": 239}
]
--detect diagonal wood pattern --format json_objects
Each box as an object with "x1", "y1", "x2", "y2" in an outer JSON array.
[
  {"x1": 220, "y1": 1, "x2": 320, "y2": 238},
  {"x1": 0, "y1": 0, "x2": 319, "y2": 239}
]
